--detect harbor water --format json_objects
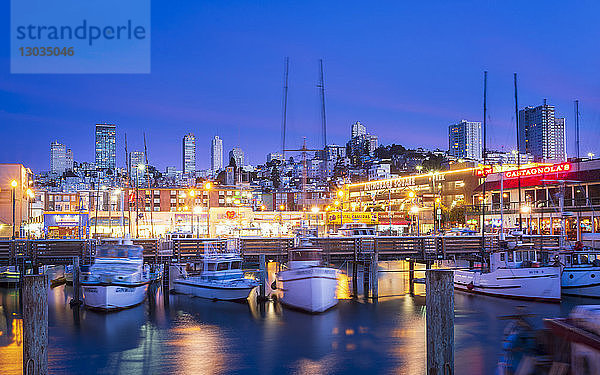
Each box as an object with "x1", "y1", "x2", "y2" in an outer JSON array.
[{"x1": 0, "y1": 262, "x2": 596, "y2": 375}]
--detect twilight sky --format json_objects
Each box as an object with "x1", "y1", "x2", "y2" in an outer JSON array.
[{"x1": 1, "y1": 0, "x2": 600, "y2": 172}]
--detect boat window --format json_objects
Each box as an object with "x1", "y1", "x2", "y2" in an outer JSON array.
[
  {"x1": 530, "y1": 251, "x2": 536, "y2": 261},
  {"x1": 207, "y1": 263, "x2": 217, "y2": 271},
  {"x1": 523, "y1": 251, "x2": 529, "y2": 261},
  {"x1": 581, "y1": 255, "x2": 589, "y2": 264},
  {"x1": 217, "y1": 263, "x2": 229, "y2": 271},
  {"x1": 516, "y1": 252, "x2": 522, "y2": 262},
  {"x1": 589, "y1": 254, "x2": 597, "y2": 262},
  {"x1": 565, "y1": 255, "x2": 571, "y2": 265},
  {"x1": 500, "y1": 253, "x2": 505, "y2": 262},
  {"x1": 508, "y1": 252, "x2": 514, "y2": 262},
  {"x1": 231, "y1": 261, "x2": 241, "y2": 269},
  {"x1": 198, "y1": 263, "x2": 204, "y2": 272},
  {"x1": 573, "y1": 256, "x2": 579, "y2": 265},
  {"x1": 290, "y1": 250, "x2": 322, "y2": 261}
]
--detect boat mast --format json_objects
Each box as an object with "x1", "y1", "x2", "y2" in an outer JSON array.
[
  {"x1": 143, "y1": 133, "x2": 155, "y2": 238},
  {"x1": 125, "y1": 133, "x2": 132, "y2": 237},
  {"x1": 481, "y1": 71, "x2": 488, "y2": 239},
  {"x1": 500, "y1": 155, "x2": 504, "y2": 240},
  {"x1": 318, "y1": 59, "x2": 327, "y2": 183},
  {"x1": 514, "y1": 73, "x2": 523, "y2": 231}
]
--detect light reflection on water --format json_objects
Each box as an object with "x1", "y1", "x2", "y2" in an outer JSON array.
[{"x1": 0, "y1": 261, "x2": 598, "y2": 374}]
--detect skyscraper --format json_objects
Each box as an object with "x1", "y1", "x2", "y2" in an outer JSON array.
[
  {"x1": 448, "y1": 120, "x2": 482, "y2": 161},
  {"x1": 351, "y1": 121, "x2": 367, "y2": 139},
  {"x1": 229, "y1": 147, "x2": 244, "y2": 167},
  {"x1": 95, "y1": 123, "x2": 116, "y2": 171},
  {"x1": 211, "y1": 136, "x2": 223, "y2": 171},
  {"x1": 50, "y1": 141, "x2": 67, "y2": 174},
  {"x1": 129, "y1": 151, "x2": 146, "y2": 185},
  {"x1": 518, "y1": 101, "x2": 566, "y2": 163},
  {"x1": 182, "y1": 133, "x2": 196, "y2": 176}
]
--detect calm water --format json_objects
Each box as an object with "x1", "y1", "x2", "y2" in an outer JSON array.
[{"x1": 0, "y1": 262, "x2": 598, "y2": 375}]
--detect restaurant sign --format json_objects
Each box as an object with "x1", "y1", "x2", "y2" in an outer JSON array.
[
  {"x1": 327, "y1": 212, "x2": 378, "y2": 224},
  {"x1": 504, "y1": 162, "x2": 571, "y2": 179}
]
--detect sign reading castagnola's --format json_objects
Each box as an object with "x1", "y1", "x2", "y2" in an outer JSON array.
[
  {"x1": 326, "y1": 212, "x2": 378, "y2": 224},
  {"x1": 504, "y1": 162, "x2": 571, "y2": 179}
]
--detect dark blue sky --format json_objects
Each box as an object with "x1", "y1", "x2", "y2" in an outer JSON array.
[{"x1": 2, "y1": 0, "x2": 600, "y2": 172}]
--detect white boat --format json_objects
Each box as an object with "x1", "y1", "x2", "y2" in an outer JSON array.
[
  {"x1": 454, "y1": 242, "x2": 561, "y2": 302},
  {"x1": 558, "y1": 249, "x2": 600, "y2": 298},
  {"x1": 81, "y1": 244, "x2": 150, "y2": 311},
  {"x1": 172, "y1": 242, "x2": 257, "y2": 301},
  {"x1": 0, "y1": 266, "x2": 19, "y2": 286},
  {"x1": 275, "y1": 240, "x2": 339, "y2": 313}
]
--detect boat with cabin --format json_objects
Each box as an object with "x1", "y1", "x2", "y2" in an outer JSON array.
[
  {"x1": 172, "y1": 241, "x2": 257, "y2": 301},
  {"x1": 81, "y1": 243, "x2": 150, "y2": 311},
  {"x1": 557, "y1": 244, "x2": 600, "y2": 298},
  {"x1": 275, "y1": 239, "x2": 339, "y2": 313},
  {"x1": 454, "y1": 240, "x2": 561, "y2": 302}
]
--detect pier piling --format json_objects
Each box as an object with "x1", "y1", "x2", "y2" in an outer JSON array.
[
  {"x1": 363, "y1": 262, "x2": 370, "y2": 299},
  {"x1": 23, "y1": 274, "x2": 48, "y2": 375},
  {"x1": 426, "y1": 269, "x2": 454, "y2": 375},
  {"x1": 70, "y1": 256, "x2": 81, "y2": 307},
  {"x1": 258, "y1": 253, "x2": 267, "y2": 301},
  {"x1": 408, "y1": 260, "x2": 415, "y2": 295},
  {"x1": 370, "y1": 251, "x2": 378, "y2": 300}
]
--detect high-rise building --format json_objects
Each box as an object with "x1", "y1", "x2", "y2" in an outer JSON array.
[
  {"x1": 229, "y1": 147, "x2": 244, "y2": 167},
  {"x1": 65, "y1": 148, "x2": 73, "y2": 171},
  {"x1": 182, "y1": 133, "x2": 196, "y2": 176},
  {"x1": 95, "y1": 123, "x2": 116, "y2": 171},
  {"x1": 211, "y1": 136, "x2": 223, "y2": 171},
  {"x1": 351, "y1": 121, "x2": 367, "y2": 139},
  {"x1": 50, "y1": 141, "x2": 67, "y2": 174},
  {"x1": 518, "y1": 101, "x2": 566, "y2": 163},
  {"x1": 129, "y1": 151, "x2": 145, "y2": 184},
  {"x1": 448, "y1": 120, "x2": 482, "y2": 161}
]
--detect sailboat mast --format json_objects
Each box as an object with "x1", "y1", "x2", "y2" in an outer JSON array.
[
  {"x1": 514, "y1": 73, "x2": 523, "y2": 231},
  {"x1": 575, "y1": 100, "x2": 580, "y2": 159},
  {"x1": 143, "y1": 133, "x2": 155, "y2": 238},
  {"x1": 481, "y1": 71, "x2": 487, "y2": 238},
  {"x1": 125, "y1": 133, "x2": 131, "y2": 236},
  {"x1": 281, "y1": 57, "x2": 289, "y2": 159},
  {"x1": 318, "y1": 59, "x2": 327, "y2": 183}
]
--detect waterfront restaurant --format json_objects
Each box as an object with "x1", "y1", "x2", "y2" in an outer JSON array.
[
  {"x1": 340, "y1": 163, "x2": 481, "y2": 234},
  {"x1": 471, "y1": 159, "x2": 600, "y2": 241}
]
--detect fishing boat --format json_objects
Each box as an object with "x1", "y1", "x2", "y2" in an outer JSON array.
[
  {"x1": 557, "y1": 245, "x2": 600, "y2": 298},
  {"x1": 275, "y1": 239, "x2": 339, "y2": 313},
  {"x1": 81, "y1": 243, "x2": 150, "y2": 311},
  {"x1": 172, "y1": 241, "x2": 257, "y2": 301},
  {"x1": 454, "y1": 240, "x2": 561, "y2": 302}
]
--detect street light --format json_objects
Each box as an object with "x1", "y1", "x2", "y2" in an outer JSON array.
[
  {"x1": 588, "y1": 152, "x2": 595, "y2": 160},
  {"x1": 204, "y1": 182, "x2": 213, "y2": 237},
  {"x1": 10, "y1": 180, "x2": 17, "y2": 239},
  {"x1": 410, "y1": 205, "x2": 420, "y2": 236},
  {"x1": 521, "y1": 205, "x2": 532, "y2": 234}
]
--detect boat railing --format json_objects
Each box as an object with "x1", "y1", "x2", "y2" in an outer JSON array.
[{"x1": 204, "y1": 239, "x2": 240, "y2": 256}]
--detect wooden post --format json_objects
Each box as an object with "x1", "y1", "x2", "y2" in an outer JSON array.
[
  {"x1": 258, "y1": 253, "x2": 267, "y2": 301},
  {"x1": 363, "y1": 261, "x2": 370, "y2": 299},
  {"x1": 162, "y1": 261, "x2": 170, "y2": 306},
  {"x1": 426, "y1": 269, "x2": 454, "y2": 375},
  {"x1": 409, "y1": 259, "x2": 415, "y2": 295},
  {"x1": 352, "y1": 240, "x2": 358, "y2": 297},
  {"x1": 370, "y1": 251, "x2": 378, "y2": 300},
  {"x1": 70, "y1": 256, "x2": 81, "y2": 306},
  {"x1": 23, "y1": 274, "x2": 48, "y2": 375}
]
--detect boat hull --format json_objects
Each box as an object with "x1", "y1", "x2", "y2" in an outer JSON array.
[
  {"x1": 172, "y1": 279, "x2": 256, "y2": 301},
  {"x1": 562, "y1": 266, "x2": 600, "y2": 298},
  {"x1": 81, "y1": 282, "x2": 149, "y2": 311},
  {"x1": 277, "y1": 267, "x2": 338, "y2": 313},
  {"x1": 454, "y1": 267, "x2": 561, "y2": 302}
]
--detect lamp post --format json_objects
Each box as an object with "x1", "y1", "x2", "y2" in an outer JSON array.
[
  {"x1": 189, "y1": 190, "x2": 196, "y2": 237},
  {"x1": 26, "y1": 188, "x2": 34, "y2": 238},
  {"x1": 521, "y1": 205, "x2": 532, "y2": 235},
  {"x1": 204, "y1": 182, "x2": 212, "y2": 238},
  {"x1": 337, "y1": 190, "x2": 344, "y2": 229},
  {"x1": 311, "y1": 206, "x2": 320, "y2": 237},
  {"x1": 410, "y1": 205, "x2": 420, "y2": 236},
  {"x1": 10, "y1": 180, "x2": 17, "y2": 239}
]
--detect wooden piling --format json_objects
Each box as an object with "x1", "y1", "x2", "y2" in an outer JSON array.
[
  {"x1": 408, "y1": 259, "x2": 415, "y2": 295},
  {"x1": 258, "y1": 253, "x2": 267, "y2": 301},
  {"x1": 22, "y1": 274, "x2": 48, "y2": 375},
  {"x1": 70, "y1": 256, "x2": 81, "y2": 306},
  {"x1": 363, "y1": 262, "x2": 370, "y2": 299},
  {"x1": 370, "y1": 251, "x2": 378, "y2": 300},
  {"x1": 426, "y1": 269, "x2": 454, "y2": 375},
  {"x1": 351, "y1": 261, "x2": 358, "y2": 297},
  {"x1": 162, "y1": 261, "x2": 170, "y2": 306}
]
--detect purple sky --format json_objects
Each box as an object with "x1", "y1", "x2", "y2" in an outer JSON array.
[{"x1": 2, "y1": 0, "x2": 600, "y2": 172}]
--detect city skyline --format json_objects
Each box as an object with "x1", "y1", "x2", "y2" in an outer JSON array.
[{"x1": 2, "y1": 2, "x2": 599, "y2": 172}]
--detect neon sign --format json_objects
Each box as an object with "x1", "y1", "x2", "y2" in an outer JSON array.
[
  {"x1": 475, "y1": 166, "x2": 493, "y2": 177},
  {"x1": 504, "y1": 162, "x2": 571, "y2": 179}
]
